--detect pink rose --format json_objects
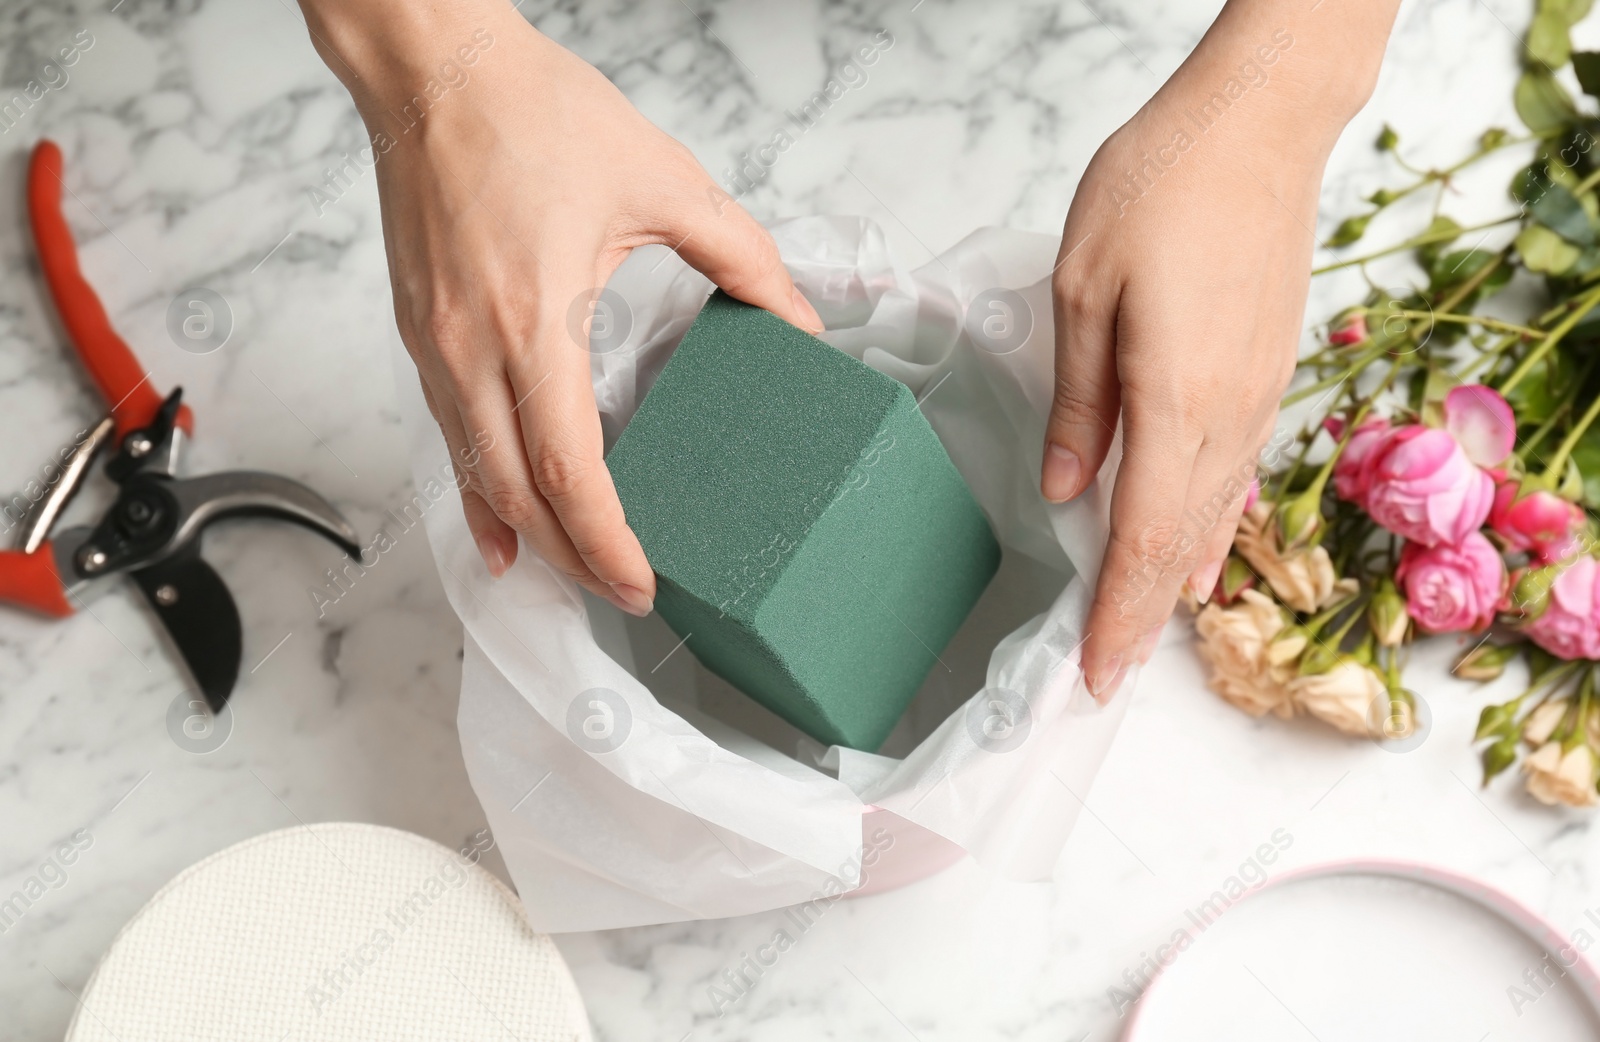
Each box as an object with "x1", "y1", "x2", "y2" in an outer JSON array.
[
  {"x1": 1364, "y1": 426, "x2": 1494, "y2": 547},
  {"x1": 1395, "y1": 533, "x2": 1507, "y2": 633},
  {"x1": 1329, "y1": 417, "x2": 1393, "y2": 506},
  {"x1": 1490, "y1": 475, "x2": 1585, "y2": 557},
  {"x1": 1522, "y1": 556, "x2": 1600, "y2": 660}
]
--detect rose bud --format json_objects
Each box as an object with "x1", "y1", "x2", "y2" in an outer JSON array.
[
  {"x1": 1456, "y1": 643, "x2": 1520, "y2": 682},
  {"x1": 1277, "y1": 487, "x2": 1324, "y2": 547},
  {"x1": 1368, "y1": 578, "x2": 1410, "y2": 646},
  {"x1": 1329, "y1": 312, "x2": 1369, "y2": 345},
  {"x1": 1217, "y1": 556, "x2": 1256, "y2": 605},
  {"x1": 1490, "y1": 476, "x2": 1585, "y2": 557}
]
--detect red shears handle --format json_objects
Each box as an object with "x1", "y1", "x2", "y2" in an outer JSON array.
[
  {"x1": 0, "y1": 546, "x2": 73, "y2": 617},
  {"x1": 27, "y1": 140, "x2": 192, "y2": 441}
]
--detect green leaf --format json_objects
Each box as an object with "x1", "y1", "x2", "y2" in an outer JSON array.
[
  {"x1": 1482, "y1": 736, "x2": 1519, "y2": 785},
  {"x1": 1572, "y1": 245, "x2": 1600, "y2": 276},
  {"x1": 1560, "y1": 455, "x2": 1586, "y2": 500},
  {"x1": 1376, "y1": 124, "x2": 1399, "y2": 151},
  {"x1": 1528, "y1": 5, "x2": 1573, "y2": 67},
  {"x1": 1571, "y1": 424, "x2": 1600, "y2": 506},
  {"x1": 1517, "y1": 223, "x2": 1583, "y2": 273},
  {"x1": 1505, "y1": 350, "x2": 1576, "y2": 424},
  {"x1": 1515, "y1": 68, "x2": 1580, "y2": 133},
  {"x1": 1547, "y1": 0, "x2": 1596, "y2": 26},
  {"x1": 1415, "y1": 214, "x2": 1464, "y2": 269},
  {"x1": 1368, "y1": 187, "x2": 1398, "y2": 206},
  {"x1": 1575, "y1": 51, "x2": 1600, "y2": 97},
  {"x1": 1475, "y1": 702, "x2": 1516, "y2": 741},
  {"x1": 1530, "y1": 181, "x2": 1596, "y2": 244},
  {"x1": 1549, "y1": 154, "x2": 1583, "y2": 190},
  {"x1": 1328, "y1": 213, "x2": 1373, "y2": 247},
  {"x1": 1481, "y1": 127, "x2": 1511, "y2": 150},
  {"x1": 1513, "y1": 162, "x2": 1553, "y2": 204},
  {"x1": 1429, "y1": 249, "x2": 1513, "y2": 295}
]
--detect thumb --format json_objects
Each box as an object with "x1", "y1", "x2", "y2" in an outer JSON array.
[
  {"x1": 670, "y1": 194, "x2": 824, "y2": 333},
  {"x1": 1044, "y1": 273, "x2": 1121, "y2": 502}
]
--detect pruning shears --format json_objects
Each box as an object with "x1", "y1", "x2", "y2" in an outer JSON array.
[{"x1": 0, "y1": 140, "x2": 360, "y2": 710}]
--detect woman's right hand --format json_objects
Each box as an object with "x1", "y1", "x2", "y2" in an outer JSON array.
[{"x1": 298, "y1": 0, "x2": 822, "y2": 616}]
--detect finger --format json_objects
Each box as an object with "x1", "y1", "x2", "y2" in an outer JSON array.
[
  {"x1": 1182, "y1": 442, "x2": 1264, "y2": 610},
  {"x1": 461, "y1": 484, "x2": 519, "y2": 578},
  {"x1": 509, "y1": 276, "x2": 657, "y2": 616},
  {"x1": 1183, "y1": 402, "x2": 1279, "y2": 604},
  {"x1": 1083, "y1": 411, "x2": 1203, "y2": 702},
  {"x1": 1045, "y1": 262, "x2": 1121, "y2": 503},
  {"x1": 422, "y1": 376, "x2": 517, "y2": 578},
  {"x1": 454, "y1": 368, "x2": 634, "y2": 608},
  {"x1": 1129, "y1": 446, "x2": 1252, "y2": 671},
  {"x1": 668, "y1": 196, "x2": 824, "y2": 333}
]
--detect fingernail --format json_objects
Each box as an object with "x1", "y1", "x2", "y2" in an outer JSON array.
[
  {"x1": 609, "y1": 582, "x2": 654, "y2": 617},
  {"x1": 477, "y1": 534, "x2": 511, "y2": 578},
  {"x1": 792, "y1": 287, "x2": 824, "y2": 334},
  {"x1": 1087, "y1": 653, "x2": 1124, "y2": 703},
  {"x1": 1137, "y1": 626, "x2": 1161, "y2": 665},
  {"x1": 1042, "y1": 443, "x2": 1081, "y2": 503},
  {"x1": 1191, "y1": 558, "x2": 1224, "y2": 606}
]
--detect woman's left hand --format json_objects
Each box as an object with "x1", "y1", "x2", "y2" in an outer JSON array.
[{"x1": 1042, "y1": 0, "x2": 1400, "y2": 700}]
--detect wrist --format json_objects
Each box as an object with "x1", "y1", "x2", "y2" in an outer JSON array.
[
  {"x1": 296, "y1": 0, "x2": 519, "y2": 113},
  {"x1": 1154, "y1": 0, "x2": 1396, "y2": 165}
]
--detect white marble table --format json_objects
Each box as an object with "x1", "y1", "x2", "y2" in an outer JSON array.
[{"x1": 3, "y1": 0, "x2": 1597, "y2": 1038}]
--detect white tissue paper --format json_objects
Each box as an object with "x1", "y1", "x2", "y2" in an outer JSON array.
[{"x1": 394, "y1": 215, "x2": 1135, "y2": 931}]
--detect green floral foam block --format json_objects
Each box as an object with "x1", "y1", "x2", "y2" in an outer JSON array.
[{"x1": 607, "y1": 292, "x2": 1001, "y2": 751}]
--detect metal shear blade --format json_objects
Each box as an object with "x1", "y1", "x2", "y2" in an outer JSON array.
[{"x1": 1, "y1": 140, "x2": 361, "y2": 714}]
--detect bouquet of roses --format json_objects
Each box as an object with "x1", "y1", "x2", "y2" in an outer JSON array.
[{"x1": 1188, "y1": 0, "x2": 1600, "y2": 808}]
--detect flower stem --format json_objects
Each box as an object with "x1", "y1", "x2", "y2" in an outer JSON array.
[
  {"x1": 1518, "y1": 402, "x2": 1572, "y2": 461},
  {"x1": 1561, "y1": 668, "x2": 1595, "y2": 748},
  {"x1": 1282, "y1": 344, "x2": 1386, "y2": 407},
  {"x1": 1376, "y1": 133, "x2": 1535, "y2": 210},
  {"x1": 1499, "y1": 282, "x2": 1600, "y2": 395},
  {"x1": 1457, "y1": 331, "x2": 1522, "y2": 380},
  {"x1": 1544, "y1": 387, "x2": 1600, "y2": 479},
  {"x1": 1362, "y1": 307, "x2": 1537, "y2": 338},
  {"x1": 1574, "y1": 165, "x2": 1600, "y2": 197},
  {"x1": 1311, "y1": 216, "x2": 1520, "y2": 276},
  {"x1": 1321, "y1": 598, "x2": 1368, "y2": 649},
  {"x1": 1304, "y1": 590, "x2": 1366, "y2": 635},
  {"x1": 1435, "y1": 250, "x2": 1511, "y2": 315}
]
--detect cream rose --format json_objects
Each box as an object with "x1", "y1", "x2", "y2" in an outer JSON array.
[
  {"x1": 1524, "y1": 742, "x2": 1600, "y2": 808},
  {"x1": 1234, "y1": 502, "x2": 1356, "y2": 614},
  {"x1": 1194, "y1": 589, "x2": 1297, "y2": 719},
  {"x1": 1288, "y1": 659, "x2": 1385, "y2": 737}
]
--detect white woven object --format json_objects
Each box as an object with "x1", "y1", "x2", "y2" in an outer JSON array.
[{"x1": 65, "y1": 823, "x2": 591, "y2": 1042}]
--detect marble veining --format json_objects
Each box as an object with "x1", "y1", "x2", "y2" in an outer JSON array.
[{"x1": 2, "y1": 0, "x2": 1598, "y2": 1039}]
